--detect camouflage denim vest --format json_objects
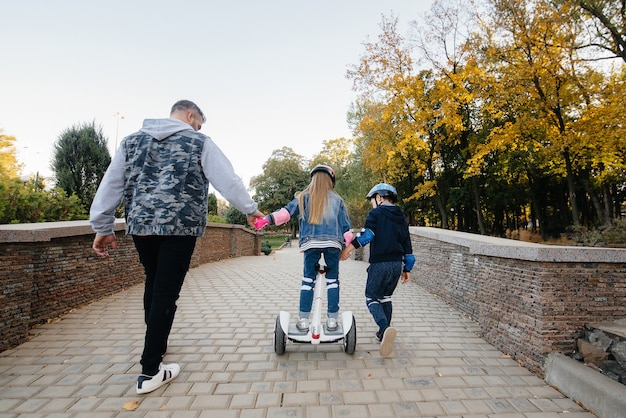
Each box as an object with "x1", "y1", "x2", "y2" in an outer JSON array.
[{"x1": 123, "y1": 131, "x2": 208, "y2": 236}]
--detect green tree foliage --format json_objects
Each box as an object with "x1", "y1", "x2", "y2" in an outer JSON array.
[
  {"x1": 224, "y1": 205, "x2": 247, "y2": 226},
  {"x1": 0, "y1": 176, "x2": 85, "y2": 224},
  {"x1": 250, "y1": 147, "x2": 309, "y2": 237},
  {"x1": 0, "y1": 129, "x2": 86, "y2": 224},
  {"x1": 250, "y1": 147, "x2": 309, "y2": 213},
  {"x1": 51, "y1": 121, "x2": 111, "y2": 213},
  {"x1": 207, "y1": 193, "x2": 218, "y2": 216}
]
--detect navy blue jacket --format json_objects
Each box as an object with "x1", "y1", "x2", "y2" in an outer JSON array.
[{"x1": 355, "y1": 204, "x2": 414, "y2": 269}]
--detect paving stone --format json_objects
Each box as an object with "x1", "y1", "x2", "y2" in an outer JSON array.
[{"x1": 0, "y1": 248, "x2": 595, "y2": 417}]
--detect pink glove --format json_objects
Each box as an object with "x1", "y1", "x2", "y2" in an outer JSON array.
[
  {"x1": 343, "y1": 231, "x2": 354, "y2": 246},
  {"x1": 254, "y1": 216, "x2": 269, "y2": 230}
]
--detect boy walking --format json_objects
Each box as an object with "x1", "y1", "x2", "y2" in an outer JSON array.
[{"x1": 340, "y1": 183, "x2": 415, "y2": 357}]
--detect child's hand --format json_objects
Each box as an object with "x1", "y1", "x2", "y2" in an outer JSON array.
[
  {"x1": 400, "y1": 271, "x2": 410, "y2": 284},
  {"x1": 340, "y1": 243, "x2": 355, "y2": 261},
  {"x1": 254, "y1": 216, "x2": 269, "y2": 230}
]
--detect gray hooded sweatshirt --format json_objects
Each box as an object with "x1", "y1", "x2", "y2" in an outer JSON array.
[{"x1": 90, "y1": 118, "x2": 257, "y2": 236}]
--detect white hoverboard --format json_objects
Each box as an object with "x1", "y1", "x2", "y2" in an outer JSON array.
[{"x1": 274, "y1": 259, "x2": 356, "y2": 355}]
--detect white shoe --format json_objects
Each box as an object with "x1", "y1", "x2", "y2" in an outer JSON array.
[
  {"x1": 326, "y1": 317, "x2": 338, "y2": 330},
  {"x1": 296, "y1": 317, "x2": 309, "y2": 331},
  {"x1": 380, "y1": 327, "x2": 396, "y2": 357},
  {"x1": 136, "y1": 363, "x2": 180, "y2": 394}
]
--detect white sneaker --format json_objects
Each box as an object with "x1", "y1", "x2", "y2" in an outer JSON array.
[
  {"x1": 326, "y1": 317, "x2": 338, "y2": 330},
  {"x1": 380, "y1": 327, "x2": 396, "y2": 357},
  {"x1": 136, "y1": 363, "x2": 180, "y2": 394},
  {"x1": 296, "y1": 317, "x2": 309, "y2": 332}
]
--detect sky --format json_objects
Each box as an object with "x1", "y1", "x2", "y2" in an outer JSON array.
[{"x1": 1, "y1": 1, "x2": 434, "y2": 190}]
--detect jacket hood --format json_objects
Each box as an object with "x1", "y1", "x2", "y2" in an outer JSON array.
[
  {"x1": 139, "y1": 118, "x2": 194, "y2": 141},
  {"x1": 377, "y1": 204, "x2": 406, "y2": 222}
]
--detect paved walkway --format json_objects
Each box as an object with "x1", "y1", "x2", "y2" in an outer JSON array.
[{"x1": 0, "y1": 246, "x2": 593, "y2": 417}]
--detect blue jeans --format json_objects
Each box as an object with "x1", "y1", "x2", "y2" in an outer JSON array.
[
  {"x1": 365, "y1": 261, "x2": 402, "y2": 334},
  {"x1": 133, "y1": 235, "x2": 197, "y2": 376},
  {"x1": 300, "y1": 248, "x2": 340, "y2": 318}
]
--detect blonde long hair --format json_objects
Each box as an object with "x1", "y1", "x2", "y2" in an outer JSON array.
[{"x1": 297, "y1": 171, "x2": 334, "y2": 225}]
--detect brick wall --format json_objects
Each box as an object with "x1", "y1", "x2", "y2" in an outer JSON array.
[
  {"x1": 4, "y1": 221, "x2": 625, "y2": 372},
  {"x1": 0, "y1": 221, "x2": 261, "y2": 352},
  {"x1": 411, "y1": 227, "x2": 626, "y2": 374}
]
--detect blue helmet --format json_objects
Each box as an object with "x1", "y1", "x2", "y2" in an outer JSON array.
[{"x1": 366, "y1": 183, "x2": 398, "y2": 202}]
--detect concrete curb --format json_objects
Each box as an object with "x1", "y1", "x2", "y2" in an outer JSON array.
[{"x1": 544, "y1": 352, "x2": 626, "y2": 418}]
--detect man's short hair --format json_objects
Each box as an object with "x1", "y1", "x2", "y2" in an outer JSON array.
[{"x1": 171, "y1": 100, "x2": 206, "y2": 123}]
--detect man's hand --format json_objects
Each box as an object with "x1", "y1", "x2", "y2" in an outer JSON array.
[
  {"x1": 92, "y1": 234, "x2": 118, "y2": 258},
  {"x1": 400, "y1": 271, "x2": 410, "y2": 284}
]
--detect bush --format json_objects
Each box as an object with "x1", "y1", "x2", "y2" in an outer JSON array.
[
  {"x1": 225, "y1": 205, "x2": 247, "y2": 225},
  {"x1": 261, "y1": 241, "x2": 272, "y2": 255},
  {"x1": 207, "y1": 214, "x2": 226, "y2": 223},
  {"x1": 0, "y1": 177, "x2": 86, "y2": 224},
  {"x1": 568, "y1": 219, "x2": 626, "y2": 247}
]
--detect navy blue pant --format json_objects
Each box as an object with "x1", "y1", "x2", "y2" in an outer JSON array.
[
  {"x1": 365, "y1": 261, "x2": 402, "y2": 335},
  {"x1": 133, "y1": 235, "x2": 196, "y2": 376}
]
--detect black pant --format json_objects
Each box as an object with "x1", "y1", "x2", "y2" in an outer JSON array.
[{"x1": 132, "y1": 235, "x2": 197, "y2": 375}]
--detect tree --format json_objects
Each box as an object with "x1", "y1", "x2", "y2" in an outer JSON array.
[
  {"x1": 0, "y1": 130, "x2": 22, "y2": 179},
  {"x1": 568, "y1": 66, "x2": 626, "y2": 224},
  {"x1": 557, "y1": 0, "x2": 626, "y2": 62},
  {"x1": 224, "y1": 205, "x2": 247, "y2": 225},
  {"x1": 348, "y1": 16, "x2": 440, "y2": 225},
  {"x1": 250, "y1": 147, "x2": 309, "y2": 237},
  {"x1": 348, "y1": 11, "x2": 476, "y2": 229},
  {"x1": 250, "y1": 147, "x2": 309, "y2": 213},
  {"x1": 481, "y1": 0, "x2": 626, "y2": 230},
  {"x1": 207, "y1": 193, "x2": 218, "y2": 216},
  {"x1": 0, "y1": 176, "x2": 85, "y2": 224},
  {"x1": 51, "y1": 121, "x2": 111, "y2": 212},
  {"x1": 409, "y1": 0, "x2": 487, "y2": 232}
]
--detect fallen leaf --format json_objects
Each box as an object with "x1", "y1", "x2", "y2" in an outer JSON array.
[{"x1": 122, "y1": 400, "x2": 139, "y2": 411}]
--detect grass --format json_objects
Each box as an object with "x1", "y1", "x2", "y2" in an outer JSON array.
[{"x1": 262, "y1": 234, "x2": 293, "y2": 250}]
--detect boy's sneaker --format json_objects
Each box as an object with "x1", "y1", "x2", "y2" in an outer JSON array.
[
  {"x1": 375, "y1": 331, "x2": 383, "y2": 342},
  {"x1": 379, "y1": 327, "x2": 396, "y2": 357},
  {"x1": 326, "y1": 317, "x2": 338, "y2": 330},
  {"x1": 136, "y1": 363, "x2": 180, "y2": 394},
  {"x1": 296, "y1": 317, "x2": 309, "y2": 332}
]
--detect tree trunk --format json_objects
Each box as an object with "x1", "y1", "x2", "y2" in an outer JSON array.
[
  {"x1": 527, "y1": 170, "x2": 547, "y2": 241},
  {"x1": 612, "y1": 185, "x2": 620, "y2": 219},
  {"x1": 603, "y1": 184, "x2": 613, "y2": 225},
  {"x1": 471, "y1": 177, "x2": 486, "y2": 235},
  {"x1": 563, "y1": 150, "x2": 581, "y2": 226},
  {"x1": 435, "y1": 194, "x2": 448, "y2": 229}
]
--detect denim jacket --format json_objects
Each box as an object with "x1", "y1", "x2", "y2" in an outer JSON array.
[{"x1": 283, "y1": 191, "x2": 352, "y2": 248}]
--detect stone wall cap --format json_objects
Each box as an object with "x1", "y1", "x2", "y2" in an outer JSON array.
[
  {"x1": 411, "y1": 226, "x2": 626, "y2": 263},
  {"x1": 0, "y1": 220, "x2": 261, "y2": 243},
  {"x1": 0, "y1": 219, "x2": 126, "y2": 243}
]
